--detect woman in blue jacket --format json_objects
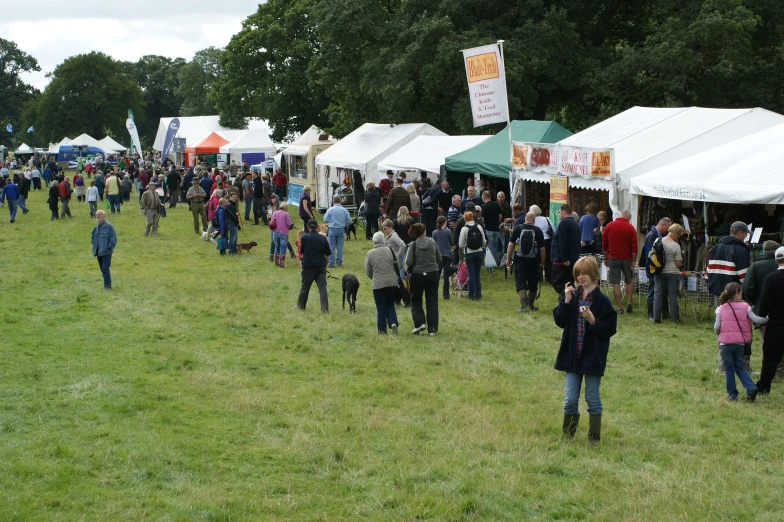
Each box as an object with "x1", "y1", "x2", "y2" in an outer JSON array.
[{"x1": 553, "y1": 256, "x2": 617, "y2": 442}]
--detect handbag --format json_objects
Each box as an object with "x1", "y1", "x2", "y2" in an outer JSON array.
[
  {"x1": 104, "y1": 198, "x2": 109, "y2": 209},
  {"x1": 728, "y1": 302, "x2": 753, "y2": 356},
  {"x1": 269, "y1": 213, "x2": 278, "y2": 231}
]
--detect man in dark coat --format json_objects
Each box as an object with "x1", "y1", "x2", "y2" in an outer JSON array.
[
  {"x1": 384, "y1": 178, "x2": 411, "y2": 220},
  {"x1": 363, "y1": 182, "x2": 382, "y2": 240},
  {"x1": 744, "y1": 240, "x2": 782, "y2": 378},
  {"x1": 550, "y1": 204, "x2": 581, "y2": 298},
  {"x1": 297, "y1": 219, "x2": 332, "y2": 312}
]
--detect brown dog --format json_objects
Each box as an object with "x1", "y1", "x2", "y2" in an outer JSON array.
[
  {"x1": 316, "y1": 223, "x2": 329, "y2": 236},
  {"x1": 236, "y1": 241, "x2": 258, "y2": 253}
]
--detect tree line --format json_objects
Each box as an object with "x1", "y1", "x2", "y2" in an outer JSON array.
[{"x1": 2, "y1": 0, "x2": 784, "y2": 150}]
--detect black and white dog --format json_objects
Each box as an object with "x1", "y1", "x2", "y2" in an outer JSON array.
[{"x1": 342, "y1": 273, "x2": 360, "y2": 313}]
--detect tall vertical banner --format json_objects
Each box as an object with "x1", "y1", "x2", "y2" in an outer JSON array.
[
  {"x1": 549, "y1": 176, "x2": 568, "y2": 227},
  {"x1": 462, "y1": 44, "x2": 509, "y2": 127},
  {"x1": 161, "y1": 118, "x2": 180, "y2": 160},
  {"x1": 126, "y1": 118, "x2": 143, "y2": 158}
]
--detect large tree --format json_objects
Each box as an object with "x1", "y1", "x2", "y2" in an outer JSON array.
[
  {"x1": 30, "y1": 52, "x2": 143, "y2": 145},
  {"x1": 213, "y1": 0, "x2": 330, "y2": 142},
  {"x1": 124, "y1": 55, "x2": 186, "y2": 145},
  {"x1": 0, "y1": 38, "x2": 40, "y2": 148},
  {"x1": 176, "y1": 47, "x2": 222, "y2": 117}
]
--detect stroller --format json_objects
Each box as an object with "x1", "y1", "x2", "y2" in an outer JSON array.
[{"x1": 451, "y1": 262, "x2": 469, "y2": 298}]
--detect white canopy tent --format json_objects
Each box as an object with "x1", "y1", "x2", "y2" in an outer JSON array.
[
  {"x1": 69, "y1": 133, "x2": 106, "y2": 150},
  {"x1": 377, "y1": 135, "x2": 491, "y2": 176},
  {"x1": 514, "y1": 106, "x2": 784, "y2": 227},
  {"x1": 48, "y1": 137, "x2": 71, "y2": 154},
  {"x1": 98, "y1": 136, "x2": 127, "y2": 153},
  {"x1": 153, "y1": 116, "x2": 273, "y2": 151},
  {"x1": 218, "y1": 128, "x2": 277, "y2": 164},
  {"x1": 629, "y1": 122, "x2": 784, "y2": 205},
  {"x1": 285, "y1": 125, "x2": 335, "y2": 154},
  {"x1": 15, "y1": 143, "x2": 35, "y2": 154}
]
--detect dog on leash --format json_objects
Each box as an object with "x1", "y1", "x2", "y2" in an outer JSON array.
[
  {"x1": 236, "y1": 241, "x2": 258, "y2": 253},
  {"x1": 345, "y1": 218, "x2": 357, "y2": 240},
  {"x1": 342, "y1": 273, "x2": 360, "y2": 313},
  {"x1": 316, "y1": 223, "x2": 329, "y2": 236}
]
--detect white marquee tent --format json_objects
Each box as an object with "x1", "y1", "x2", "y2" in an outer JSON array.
[
  {"x1": 98, "y1": 136, "x2": 127, "y2": 153},
  {"x1": 377, "y1": 135, "x2": 491, "y2": 176},
  {"x1": 48, "y1": 137, "x2": 71, "y2": 154},
  {"x1": 153, "y1": 116, "x2": 273, "y2": 151},
  {"x1": 629, "y1": 122, "x2": 784, "y2": 205},
  {"x1": 15, "y1": 143, "x2": 35, "y2": 154},
  {"x1": 515, "y1": 106, "x2": 784, "y2": 227},
  {"x1": 69, "y1": 133, "x2": 106, "y2": 150},
  {"x1": 219, "y1": 128, "x2": 277, "y2": 164},
  {"x1": 285, "y1": 125, "x2": 335, "y2": 154}
]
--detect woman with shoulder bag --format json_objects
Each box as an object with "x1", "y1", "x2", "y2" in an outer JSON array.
[
  {"x1": 365, "y1": 232, "x2": 400, "y2": 334},
  {"x1": 405, "y1": 223, "x2": 442, "y2": 335}
]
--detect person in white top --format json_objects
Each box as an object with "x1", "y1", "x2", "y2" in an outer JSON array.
[
  {"x1": 530, "y1": 204, "x2": 555, "y2": 282},
  {"x1": 458, "y1": 211, "x2": 487, "y2": 300},
  {"x1": 86, "y1": 181, "x2": 100, "y2": 217}
]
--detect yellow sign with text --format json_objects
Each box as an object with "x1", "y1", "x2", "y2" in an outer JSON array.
[{"x1": 465, "y1": 53, "x2": 500, "y2": 83}]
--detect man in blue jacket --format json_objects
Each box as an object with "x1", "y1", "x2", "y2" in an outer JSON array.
[
  {"x1": 91, "y1": 210, "x2": 117, "y2": 290},
  {"x1": 643, "y1": 218, "x2": 672, "y2": 320},
  {"x1": 550, "y1": 204, "x2": 581, "y2": 298},
  {"x1": 1, "y1": 180, "x2": 21, "y2": 223}
]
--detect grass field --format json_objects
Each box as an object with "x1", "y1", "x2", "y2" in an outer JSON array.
[{"x1": 2, "y1": 182, "x2": 783, "y2": 521}]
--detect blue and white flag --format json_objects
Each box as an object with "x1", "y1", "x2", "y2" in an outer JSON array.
[
  {"x1": 27, "y1": 126, "x2": 34, "y2": 133},
  {"x1": 5, "y1": 125, "x2": 12, "y2": 133},
  {"x1": 161, "y1": 118, "x2": 180, "y2": 160}
]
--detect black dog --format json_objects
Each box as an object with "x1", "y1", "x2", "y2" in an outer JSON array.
[
  {"x1": 395, "y1": 278, "x2": 411, "y2": 308},
  {"x1": 342, "y1": 273, "x2": 360, "y2": 313},
  {"x1": 345, "y1": 218, "x2": 357, "y2": 240}
]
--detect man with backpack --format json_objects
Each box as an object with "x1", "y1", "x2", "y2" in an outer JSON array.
[
  {"x1": 59, "y1": 176, "x2": 73, "y2": 218},
  {"x1": 507, "y1": 212, "x2": 546, "y2": 312},
  {"x1": 643, "y1": 218, "x2": 672, "y2": 320}
]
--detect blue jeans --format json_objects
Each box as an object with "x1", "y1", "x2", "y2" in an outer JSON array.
[
  {"x1": 6, "y1": 198, "x2": 18, "y2": 221},
  {"x1": 654, "y1": 272, "x2": 680, "y2": 321},
  {"x1": 273, "y1": 231, "x2": 288, "y2": 256},
  {"x1": 564, "y1": 372, "x2": 602, "y2": 415},
  {"x1": 244, "y1": 197, "x2": 253, "y2": 221},
  {"x1": 96, "y1": 253, "x2": 112, "y2": 289},
  {"x1": 372, "y1": 287, "x2": 398, "y2": 332},
  {"x1": 720, "y1": 343, "x2": 757, "y2": 398},
  {"x1": 17, "y1": 194, "x2": 29, "y2": 213},
  {"x1": 327, "y1": 228, "x2": 344, "y2": 266},
  {"x1": 227, "y1": 225, "x2": 238, "y2": 254},
  {"x1": 464, "y1": 251, "x2": 483, "y2": 298},
  {"x1": 486, "y1": 230, "x2": 501, "y2": 263},
  {"x1": 108, "y1": 194, "x2": 121, "y2": 213}
]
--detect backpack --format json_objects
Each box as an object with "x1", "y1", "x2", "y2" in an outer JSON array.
[
  {"x1": 517, "y1": 227, "x2": 538, "y2": 259},
  {"x1": 647, "y1": 237, "x2": 666, "y2": 275},
  {"x1": 466, "y1": 224, "x2": 483, "y2": 250}
]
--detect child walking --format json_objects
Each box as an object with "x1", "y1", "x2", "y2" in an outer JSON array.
[
  {"x1": 714, "y1": 282, "x2": 767, "y2": 401},
  {"x1": 86, "y1": 181, "x2": 99, "y2": 217}
]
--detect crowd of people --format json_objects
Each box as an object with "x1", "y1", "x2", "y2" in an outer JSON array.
[{"x1": 8, "y1": 150, "x2": 784, "y2": 442}]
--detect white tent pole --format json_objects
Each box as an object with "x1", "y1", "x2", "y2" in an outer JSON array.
[{"x1": 498, "y1": 40, "x2": 513, "y2": 174}]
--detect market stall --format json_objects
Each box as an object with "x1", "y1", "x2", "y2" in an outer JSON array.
[
  {"x1": 184, "y1": 132, "x2": 230, "y2": 167},
  {"x1": 98, "y1": 136, "x2": 127, "y2": 153},
  {"x1": 377, "y1": 135, "x2": 490, "y2": 182},
  {"x1": 313, "y1": 123, "x2": 445, "y2": 211},
  {"x1": 444, "y1": 120, "x2": 572, "y2": 202},
  {"x1": 281, "y1": 125, "x2": 335, "y2": 208},
  {"x1": 218, "y1": 128, "x2": 277, "y2": 168},
  {"x1": 153, "y1": 116, "x2": 273, "y2": 151}
]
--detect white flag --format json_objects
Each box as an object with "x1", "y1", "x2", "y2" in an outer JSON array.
[
  {"x1": 126, "y1": 118, "x2": 143, "y2": 156},
  {"x1": 462, "y1": 44, "x2": 509, "y2": 127}
]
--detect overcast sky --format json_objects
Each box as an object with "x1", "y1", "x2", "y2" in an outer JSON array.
[{"x1": 2, "y1": 0, "x2": 262, "y2": 90}]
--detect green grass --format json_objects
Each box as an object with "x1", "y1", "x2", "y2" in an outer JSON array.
[{"x1": 1, "y1": 182, "x2": 782, "y2": 520}]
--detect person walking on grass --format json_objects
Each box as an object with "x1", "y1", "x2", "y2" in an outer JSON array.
[
  {"x1": 550, "y1": 204, "x2": 580, "y2": 298},
  {"x1": 299, "y1": 185, "x2": 315, "y2": 230},
  {"x1": 224, "y1": 191, "x2": 241, "y2": 255},
  {"x1": 105, "y1": 170, "x2": 122, "y2": 214},
  {"x1": 644, "y1": 218, "x2": 673, "y2": 320},
  {"x1": 187, "y1": 180, "x2": 209, "y2": 237},
  {"x1": 86, "y1": 181, "x2": 99, "y2": 217},
  {"x1": 743, "y1": 240, "x2": 783, "y2": 380},
  {"x1": 755, "y1": 247, "x2": 784, "y2": 395},
  {"x1": 140, "y1": 184, "x2": 161, "y2": 237},
  {"x1": 271, "y1": 202, "x2": 293, "y2": 267},
  {"x1": 1, "y1": 178, "x2": 23, "y2": 223},
  {"x1": 365, "y1": 231, "x2": 400, "y2": 334},
  {"x1": 653, "y1": 224, "x2": 685, "y2": 323},
  {"x1": 458, "y1": 211, "x2": 487, "y2": 301},
  {"x1": 324, "y1": 195, "x2": 352, "y2": 268},
  {"x1": 48, "y1": 180, "x2": 60, "y2": 220},
  {"x1": 297, "y1": 219, "x2": 331, "y2": 313},
  {"x1": 59, "y1": 176, "x2": 73, "y2": 218},
  {"x1": 406, "y1": 223, "x2": 442, "y2": 335},
  {"x1": 433, "y1": 216, "x2": 455, "y2": 300},
  {"x1": 364, "y1": 182, "x2": 382, "y2": 240},
  {"x1": 507, "y1": 211, "x2": 545, "y2": 312},
  {"x1": 91, "y1": 210, "x2": 117, "y2": 290},
  {"x1": 554, "y1": 256, "x2": 617, "y2": 443},
  {"x1": 602, "y1": 209, "x2": 638, "y2": 314},
  {"x1": 714, "y1": 282, "x2": 766, "y2": 402}
]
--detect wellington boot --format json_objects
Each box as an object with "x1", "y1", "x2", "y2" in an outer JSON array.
[
  {"x1": 588, "y1": 414, "x2": 602, "y2": 444},
  {"x1": 562, "y1": 414, "x2": 579, "y2": 438},
  {"x1": 274, "y1": 254, "x2": 280, "y2": 266},
  {"x1": 279, "y1": 255, "x2": 286, "y2": 268},
  {"x1": 528, "y1": 290, "x2": 539, "y2": 311},
  {"x1": 517, "y1": 290, "x2": 528, "y2": 312}
]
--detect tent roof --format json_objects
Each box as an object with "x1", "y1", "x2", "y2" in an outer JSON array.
[
  {"x1": 314, "y1": 123, "x2": 446, "y2": 177},
  {"x1": 219, "y1": 129, "x2": 277, "y2": 154},
  {"x1": 445, "y1": 120, "x2": 573, "y2": 178},
  {"x1": 98, "y1": 136, "x2": 127, "y2": 152},
  {"x1": 48, "y1": 137, "x2": 71, "y2": 153},
  {"x1": 286, "y1": 125, "x2": 336, "y2": 154},
  {"x1": 153, "y1": 116, "x2": 273, "y2": 150},
  {"x1": 557, "y1": 106, "x2": 784, "y2": 188},
  {"x1": 69, "y1": 133, "x2": 105, "y2": 150},
  {"x1": 184, "y1": 132, "x2": 230, "y2": 153},
  {"x1": 377, "y1": 135, "x2": 491, "y2": 175},
  {"x1": 629, "y1": 122, "x2": 784, "y2": 204},
  {"x1": 15, "y1": 143, "x2": 34, "y2": 153}
]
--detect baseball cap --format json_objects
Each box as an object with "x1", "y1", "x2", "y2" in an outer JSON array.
[
  {"x1": 730, "y1": 221, "x2": 749, "y2": 234},
  {"x1": 466, "y1": 202, "x2": 476, "y2": 211},
  {"x1": 776, "y1": 247, "x2": 784, "y2": 261},
  {"x1": 386, "y1": 170, "x2": 394, "y2": 175}
]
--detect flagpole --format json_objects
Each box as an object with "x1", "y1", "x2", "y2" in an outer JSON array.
[{"x1": 498, "y1": 40, "x2": 518, "y2": 203}]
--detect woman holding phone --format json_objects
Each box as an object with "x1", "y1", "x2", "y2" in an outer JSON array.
[{"x1": 553, "y1": 256, "x2": 617, "y2": 443}]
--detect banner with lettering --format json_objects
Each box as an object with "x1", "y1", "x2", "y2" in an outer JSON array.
[
  {"x1": 161, "y1": 118, "x2": 180, "y2": 160},
  {"x1": 511, "y1": 142, "x2": 614, "y2": 180},
  {"x1": 126, "y1": 118, "x2": 143, "y2": 158},
  {"x1": 549, "y1": 176, "x2": 568, "y2": 227},
  {"x1": 462, "y1": 44, "x2": 509, "y2": 127}
]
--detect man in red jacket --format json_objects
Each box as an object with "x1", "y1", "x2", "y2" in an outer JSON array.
[
  {"x1": 602, "y1": 209, "x2": 638, "y2": 314},
  {"x1": 272, "y1": 168, "x2": 287, "y2": 210}
]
